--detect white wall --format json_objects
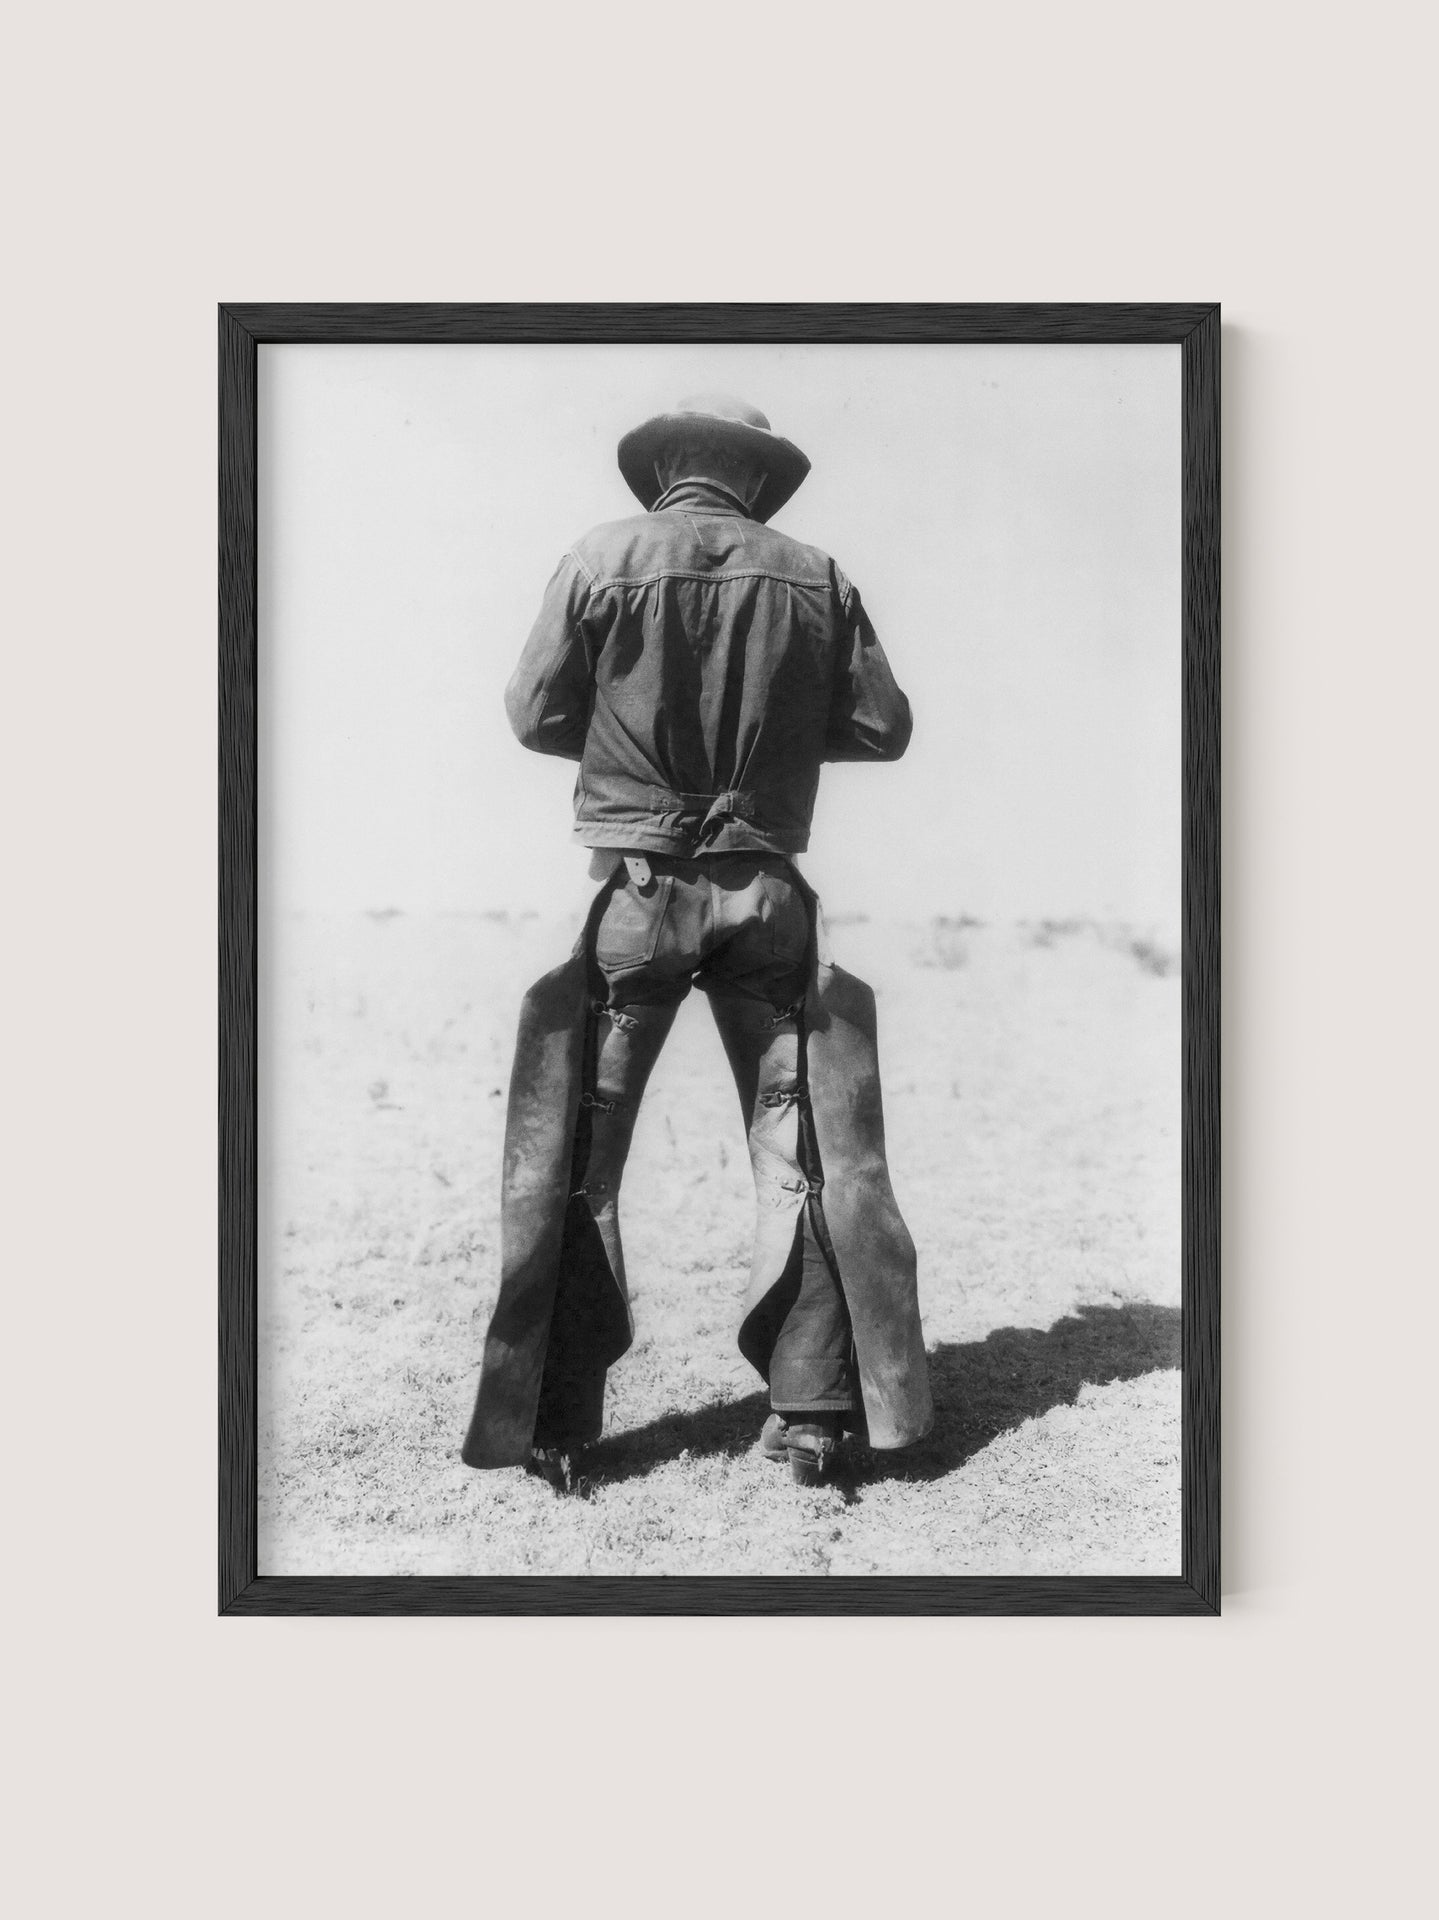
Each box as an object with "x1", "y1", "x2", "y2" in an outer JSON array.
[{"x1": 6, "y1": 3, "x2": 1436, "y2": 1918}]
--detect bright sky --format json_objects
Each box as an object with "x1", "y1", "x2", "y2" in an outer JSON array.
[{"x1": 259, "y1": 341, "x2": 1180, "y2": 929}]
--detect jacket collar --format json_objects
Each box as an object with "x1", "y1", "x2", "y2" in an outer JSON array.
[{"x1": 649, "y1": 477, "x2": 756, "y2": 519}]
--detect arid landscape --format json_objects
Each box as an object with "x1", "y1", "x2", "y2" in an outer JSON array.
[{"x1": 258, "y1": 907, "x2": 1181, "y2": 1576}]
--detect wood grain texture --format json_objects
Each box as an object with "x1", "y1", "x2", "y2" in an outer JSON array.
[
  {"x1": 218, "y1": 303, "x2": 1221, "y2": 1616},
  {"x1": 223, "y1": 1575, "x2": 1217, "y2": 1617},
  {"x1": 218, "y1": 309, "x2": 257, "y2": 1611},
  {"x1": 220, "y1": 302, "x2": 1215, "y2": 345},
  {"x1": 1181, "y1": 310, "x2": 1221, "y2": 1614}
]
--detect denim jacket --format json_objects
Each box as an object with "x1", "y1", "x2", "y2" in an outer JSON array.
[{"x1": 504, "y1": 480, "x2": 913, "y2": 857}]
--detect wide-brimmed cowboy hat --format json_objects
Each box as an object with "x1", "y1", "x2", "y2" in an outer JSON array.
[{"x1": 617, "y1": 394, "x2": 810, "y2": 520}]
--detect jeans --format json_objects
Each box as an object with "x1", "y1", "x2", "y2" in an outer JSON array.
[{"x1": 579, "y1": 853, "x2": 856, "y2": 1417}]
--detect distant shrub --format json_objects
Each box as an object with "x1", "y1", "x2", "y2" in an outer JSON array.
[
  {"x1": 912, "y1": 915, "x2": 982, "y2": 970},
  {"x1": 1092, "y1": 923, "x2": 1181, "y2": 977},
  {"x1": 1127, "y1": 937, "x2": 1179, "y2": 978},
  {"x1": 1028, "y1": 917, "x2": 1089, "y2": 949}
]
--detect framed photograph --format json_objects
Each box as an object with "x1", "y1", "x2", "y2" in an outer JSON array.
[{"x1": 220, "y1": 303, "x2": 1218, "y2": 1615}]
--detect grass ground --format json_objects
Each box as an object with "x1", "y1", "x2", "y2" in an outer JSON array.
[{"x1": 258, "y1": 909, "x2": 1181, "y2": 1576}]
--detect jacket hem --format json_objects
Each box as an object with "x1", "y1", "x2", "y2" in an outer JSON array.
[{"x1": 575, "y1": 821, "x2": 811, "y2": 857}]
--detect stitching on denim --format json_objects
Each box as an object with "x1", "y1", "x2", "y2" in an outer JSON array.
[
  {"x1": 588, "y1": 567, "x2": 832, "y2": 592},
  {"x1": 521, "y1": 556, "x2": 593, "y2": 737}
]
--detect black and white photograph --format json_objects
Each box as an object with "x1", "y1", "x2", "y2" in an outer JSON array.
[
  {"x1": 22, "y1": 0, "x2": 1439, "y2": 1908},
  {"x1": 249, "y1": 323, "x2": 1203, "y2": 1586}
]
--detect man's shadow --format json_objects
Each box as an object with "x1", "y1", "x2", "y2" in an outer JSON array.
[{"x1": 575, "y1": 1301, "x2": 1181, "y2": 1490}]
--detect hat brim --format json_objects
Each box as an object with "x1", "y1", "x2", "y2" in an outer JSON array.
[{"x1": 617, "y1": 412, "x2": 810, "y2": 520}]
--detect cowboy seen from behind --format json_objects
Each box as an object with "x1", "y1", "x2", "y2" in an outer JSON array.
[{"x1": 461, "y1": 394, "x2": 933, "y2": 1488}]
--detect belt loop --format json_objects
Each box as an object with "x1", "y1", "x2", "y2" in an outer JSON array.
[{"x1": 697, "y1": 790, "x2": 748, "y2": 845}]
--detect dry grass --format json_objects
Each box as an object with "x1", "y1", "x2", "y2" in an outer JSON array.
[{"x1": 258, "y1": 911, "x2": 1181, "y2": 1576}]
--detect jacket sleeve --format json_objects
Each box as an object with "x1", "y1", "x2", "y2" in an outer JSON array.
[
  {"x1": 823, "y1": 575, "x2": 914, "y2": 763},
  {"x1": 503, "y1": 553, "x2": 596, "y2": 761}
]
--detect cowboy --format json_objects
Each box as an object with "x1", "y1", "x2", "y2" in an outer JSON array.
[{"x1": 461, "y1": 395, "x2": 932, "y2": 1486}]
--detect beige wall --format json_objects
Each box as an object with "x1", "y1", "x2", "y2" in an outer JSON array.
[{"x1": 6, "y1": 2, "x2": 1435, "y2": 1916}]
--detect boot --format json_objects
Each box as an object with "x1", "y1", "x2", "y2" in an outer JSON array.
[{"x1": 759, "y1": 1411, "x2": 846, "y2": 1486}]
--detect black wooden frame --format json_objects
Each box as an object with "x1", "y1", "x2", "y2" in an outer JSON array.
[{"x1": 220, "y1": 303, "x2": 1219, "y2": 1616}]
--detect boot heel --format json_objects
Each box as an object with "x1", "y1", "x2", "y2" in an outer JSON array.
[{"x1": 788, "y1": 1446, "x2": 827, "y2": 1487}]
